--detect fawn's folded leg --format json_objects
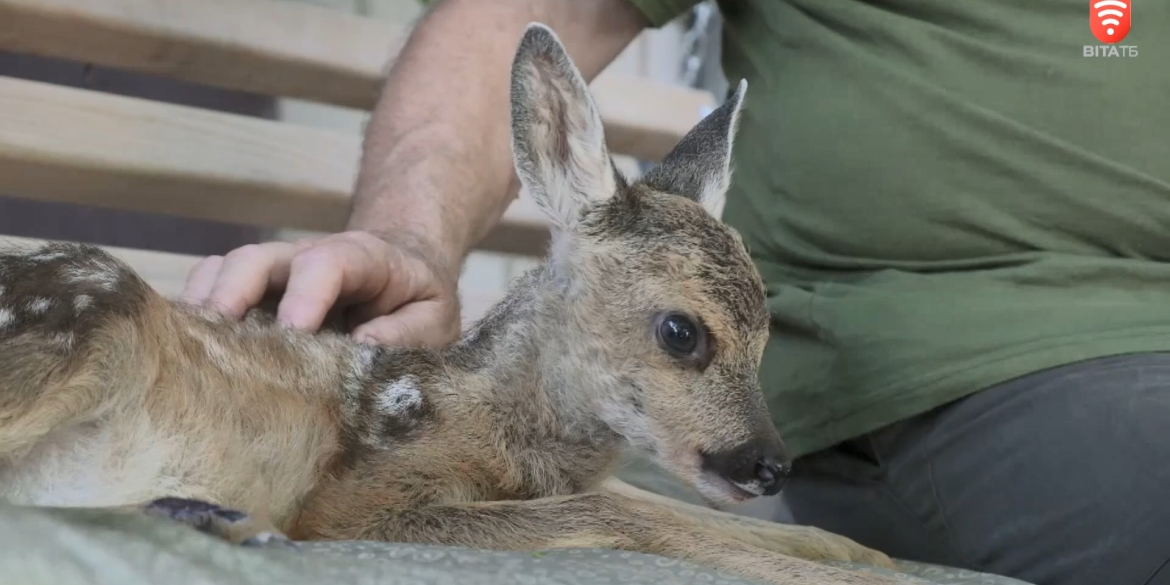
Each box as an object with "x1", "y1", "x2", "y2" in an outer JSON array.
[
  {"x1": 139, "y1": 497, "x2": 289, "y2": 547},
  {"x1": 601, "y1": 476, "x2": 895, "y2": 568},
  {"x1": 365, "y1": 492, "x2": 898, "y2": 585},
  {"x1": 607, "y1": 448, "x2": 895, "y2": 568}
]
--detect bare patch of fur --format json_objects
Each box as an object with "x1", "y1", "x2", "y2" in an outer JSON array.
[{"x1": 377, "y1": 377, "x2": 422, "y2": 416}]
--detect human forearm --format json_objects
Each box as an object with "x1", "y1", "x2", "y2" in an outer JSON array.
[{"x1": 347, "y1": 0, "x2": 648, "y2": 267}]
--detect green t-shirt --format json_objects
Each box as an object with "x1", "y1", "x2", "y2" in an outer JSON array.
[{"x1": 629, "y1": 0, "x2": 1170, "y2": 458}]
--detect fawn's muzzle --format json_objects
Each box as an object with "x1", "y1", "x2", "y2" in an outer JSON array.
[{"x1": 700, "y1": 438, "x2": 791, "y2": 497}]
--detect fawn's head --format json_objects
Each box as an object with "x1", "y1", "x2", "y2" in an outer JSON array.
[{"x1": 510, "y1": 24, "x2": 787, "y2": 505}]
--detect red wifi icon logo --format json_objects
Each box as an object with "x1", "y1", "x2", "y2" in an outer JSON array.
[{"x1": 1090, "y1": 0, "x2": 1131, "y2": 44}]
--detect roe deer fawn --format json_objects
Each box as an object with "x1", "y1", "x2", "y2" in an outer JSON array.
[{"x1": 0, "y1": 23, "x2": 898, "y2": 585}]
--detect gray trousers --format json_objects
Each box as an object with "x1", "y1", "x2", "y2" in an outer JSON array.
[{"x1": 615, "y1": 353, "x2": 1170, "y2": 585}]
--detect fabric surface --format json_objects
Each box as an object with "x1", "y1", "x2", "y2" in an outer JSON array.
[
  {"x1": 625, "y1": 0, "x2": 1170, "y2": 459},
  {"x1": 759, "y1": 353, "x2": 1170, "y2": 585},
  {"x1": 0, "y1": 502, "x2": 1032, "y2": 585}
]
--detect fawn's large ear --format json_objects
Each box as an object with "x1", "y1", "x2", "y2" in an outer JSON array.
[
  {"x1": 640, "y1": 79, "x2": 747, "y2": 218},
  {"x1": 510, "y1": 23, "x2": 618, "y2": 232}
]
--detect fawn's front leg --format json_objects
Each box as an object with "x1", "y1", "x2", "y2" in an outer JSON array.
[
  {"x1": 138, "y1": 497, "x2": 290, "y2": 547},
  {"x1": 601, "y1": 478, "x2": 896, "y2": 569},
  {"x1": 358, "y1": 492, "x2": 897, "y2": 585}
]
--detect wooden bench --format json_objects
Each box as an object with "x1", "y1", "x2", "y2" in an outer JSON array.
[{"x1": 0, "y1": 0, "x2": 716, "y2": 322}]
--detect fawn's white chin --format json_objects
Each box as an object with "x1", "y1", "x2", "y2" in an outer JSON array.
[
  {"x1": 654, "y1": 447, "x2": 724, "y2": 500},
  {"x1": 694, "y1": 471, "x2": 758, "y2": 507},
  {"x1": 653, "y1": 445, "x2": 759, "y2": 506}
]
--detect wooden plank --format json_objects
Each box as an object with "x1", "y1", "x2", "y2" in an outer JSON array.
[
  {"x1": 0, "y1": 235, "x2": 512, "y2": 326},
  {"x1": 0, "y1": 0, "x2": 400, "y2": 111},
  {"x1": 0, "y1": 75, "x2": 552, "y2": 257},
  {"x1": 0, "y1": 0, "x2": 716, "y2": 161}
]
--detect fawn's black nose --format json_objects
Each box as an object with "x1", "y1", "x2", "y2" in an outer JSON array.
[{"x1": 700, "y1": 438, "x2": 791, "y2": 497}]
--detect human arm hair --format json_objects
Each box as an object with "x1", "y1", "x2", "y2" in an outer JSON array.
[{"x1": 347, "y1": 0, "x2": 650, "y2": 269}]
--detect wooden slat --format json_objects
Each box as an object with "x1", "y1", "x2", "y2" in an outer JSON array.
[
  {"x1": 0, "y1": 75, "x2": 552, "y2": 257},
  {"x1": 0, "y1": 0, "x2": 399, "y2": 110},
  {"x1": 0, "y1": 0, "x2": 716, "y2": 162},
  {"x1": 1, "y1": 235, "x2": 510, "y2": 326}
]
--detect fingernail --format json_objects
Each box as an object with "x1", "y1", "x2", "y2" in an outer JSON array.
[
  {"x1": 276, "y1": 304, "x2": 306, "y2": 329},
  {"x1": 276, "y1": 313, "x2": 302, "y2": 330},
  {"x1": 284, "y1": 320, "x2": 308, "y2": 332}
]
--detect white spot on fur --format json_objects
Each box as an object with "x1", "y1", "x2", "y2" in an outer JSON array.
[
  {"x1": 0, "y1": 307, "x2": 14, "y2": 330},
  {"x1": 26, "y1": 297, "x2": 51, "y2": 315},
  {"x1": 52, "y1": 332, "x2": 75, "y2": 350},
  {"x1": 29, "y1": 251, "x2": 67, "y2": 262},
  {"x1": 377, "y1": 376, "x2": 422, "y2": 416},
  {"x1": 62, "y1": 264, "x2": 120, "y2": 292},
  {"x1": 0, "y1": 285, "x2": 6, "y2": 298},
  {"x1": 73, "y1": 295, "x2": 92, "y2": 314}
]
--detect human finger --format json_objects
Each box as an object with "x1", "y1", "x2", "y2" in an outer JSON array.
[
  {"x1": 351, "y1": 299, "x2": 460, "y2": 349},
  {"x1": 276, "y1": 237, "x2": 388, "y2": 331},
  {"x1": 203, "y1": 242, "x2": 298, "y2": 319},
  {"x1": 179, "y1": 255, "x2": 225, "y2": 305}
]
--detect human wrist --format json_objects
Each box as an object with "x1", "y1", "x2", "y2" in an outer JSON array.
[
  {"x1": 346, "y1": 211, "x2": 462, "y2": 286},
  {"x1": 348, "y1": 125, "x2": 514, "y2": 285},
  {"x1": 348, "y1": 148, "x2": 465, "y2": 273}
]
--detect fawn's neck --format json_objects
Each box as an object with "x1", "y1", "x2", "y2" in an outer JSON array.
[{"x1": 445, "y1": 267, "x2": 624, "y2": 461}]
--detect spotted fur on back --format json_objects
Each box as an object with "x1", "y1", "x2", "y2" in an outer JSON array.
[
  {"x1": 0, "y1": 241, "x2": 150, "y2": 350},
  {"x1": 0, "y1": 242, "x2": 154, "y2": 415}
]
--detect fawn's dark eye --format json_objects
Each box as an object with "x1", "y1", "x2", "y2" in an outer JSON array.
[{"x1": 656, "y1": 313, "x2": 701, "y2": 357}]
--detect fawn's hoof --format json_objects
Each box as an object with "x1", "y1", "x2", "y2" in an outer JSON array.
[
  {"x1": 820, "y1": 536, "x2": 896, "y2": 570},
  {"x1": 759, "y1": 523, "x2": 897, "y2": 570},
  {"x1": 144, "y1": 496, "x2": 292, "y2": 547},
  {"x1": 144, "y1": 496, "x2": 247, "y2": 524}
]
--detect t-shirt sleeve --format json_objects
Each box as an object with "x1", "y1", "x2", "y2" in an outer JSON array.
[{"x1": 624, "y1": 0, "x2": 703, "y2": 28}]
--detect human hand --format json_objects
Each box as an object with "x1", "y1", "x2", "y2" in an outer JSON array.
[{"x1": 180, "y1": 230, "x2": 461, "y2": 348}]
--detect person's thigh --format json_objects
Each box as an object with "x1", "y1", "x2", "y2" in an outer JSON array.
[{"x1": 774, "y1": 352, "x2": 1170, "y2": 585}]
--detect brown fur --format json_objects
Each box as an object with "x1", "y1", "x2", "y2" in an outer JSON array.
[{"x1": 0, "y1": 24, "x2": 897, "y2": 585}]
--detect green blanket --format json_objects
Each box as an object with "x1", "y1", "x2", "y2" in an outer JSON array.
[{"x1": 0, "y1": 503, "x2": 1030, "y2": 585}]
